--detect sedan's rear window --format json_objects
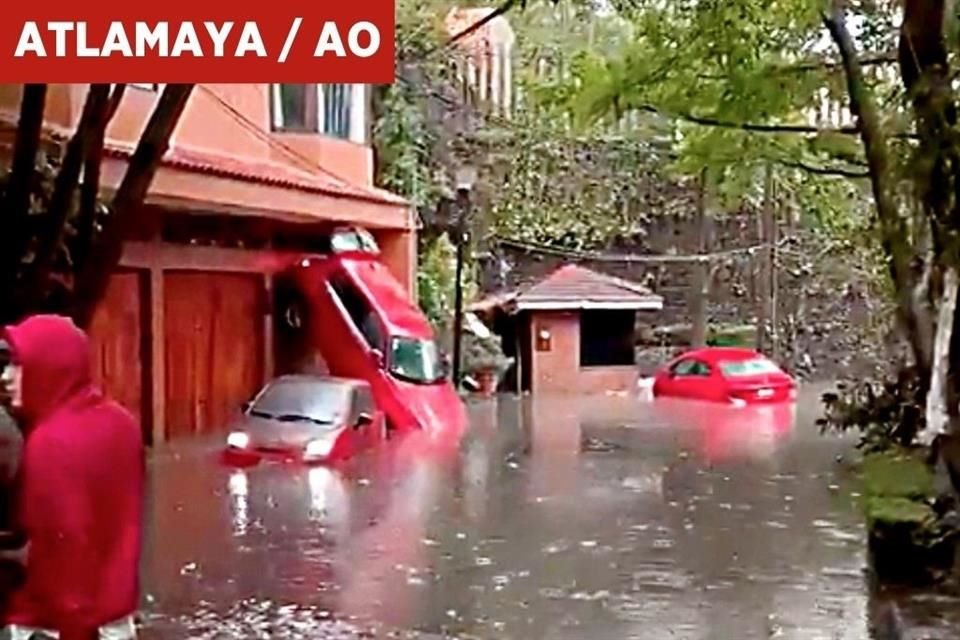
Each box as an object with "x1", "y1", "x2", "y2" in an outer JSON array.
[{"x1": 719, "y1": 358, "x2": 782, "y2": 377}]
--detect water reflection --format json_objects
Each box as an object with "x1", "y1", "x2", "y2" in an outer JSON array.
[
  {"x1": 228, "y1": 469, "x2": 249, "y2": 536},
  {"x1": 140, "y1": 390, "x2": 952, "y2": 639}
]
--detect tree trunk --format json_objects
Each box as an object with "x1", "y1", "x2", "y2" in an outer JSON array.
[
  {"x1": 25, "y1": 85, "x2": 112, "y2": 308},
  {"x1": 72, "y1": 84, "x2": 195, "y2": 328},
  {"x1": 899, "y1": 0, "x2": 960, "y2": 408},
  {"x1": 74, "y1": 84, "x2": 127, "y2": 275},
  {"x1": 757, "y1": 163, "x2": 774, "y2": 353},
  {"x1": 922, "y1": 267, "x2": 959, "y2": 443},
  {"x1": 771, "y1": 194, "x2": 781, "y2": 361},
  {"x1": 824, "y1": 5, "x2": 930, "y2": 377},
  {"x1": 0, "y1": 84, "x2": 48, "y2": 319},
  {"x1": 946, "y1": 268, "x2": 960, "y2": 431},
  {"x1": 690, "y1": 167, "x2": 713, "y2": 347}
]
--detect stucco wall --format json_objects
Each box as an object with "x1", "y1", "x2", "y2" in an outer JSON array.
[{"x1": 0, "y1": 84, "x2": 374, "y2": 187}]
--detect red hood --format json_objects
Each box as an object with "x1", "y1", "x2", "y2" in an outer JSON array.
[{"x1": 4, "y1": 315, "x2": 97, "y2": 426}]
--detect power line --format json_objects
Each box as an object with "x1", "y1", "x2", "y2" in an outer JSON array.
[
  {"x1": 195, "y1": 85, "x2": 368, "y2": 191},
  {"x1": 493, "y1": 235, "x2": 795, "y2": 263}
]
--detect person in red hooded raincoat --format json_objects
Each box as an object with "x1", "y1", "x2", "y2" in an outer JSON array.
[{"x1": 0, "y1": 315, "x2": 144, "y2": 640}]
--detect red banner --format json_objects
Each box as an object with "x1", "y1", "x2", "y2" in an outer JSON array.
[{"x1": 0, "y1": 0, "x2": 395, "y2": 82}]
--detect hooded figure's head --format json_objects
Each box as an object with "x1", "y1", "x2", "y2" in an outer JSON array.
[{"x1": 2, "y1": 315, "x2": 94, "y2": 426}]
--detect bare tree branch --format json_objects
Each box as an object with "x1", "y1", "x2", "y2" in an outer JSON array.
[
  {"x1": 73, "y1": 84, "x2": 195, "y2": 328},
  {"x1": 26, "y1": 84, "x2": 111, "y2": 306},
  {"x1": 778, "y1": 159, "x2": 869, "y2": 178},
  {"x1": 0, "y1": 84, "x2": 47, "y2": 317},
  {"x1": 104, "y1": 83, "x2": 127, "y2": 122},
  {"x1": 635, "y1": 103, "x2": 858, "y2": 134},
  {"x1": 444, "y1": 0, "x2": 519, "y2": 48},
  {"x1": 75, "y1": 84, "x2": 127, "y2": 274},
  {"x1": 787, "y1": 51, "x2": 898, "y2": 73}
]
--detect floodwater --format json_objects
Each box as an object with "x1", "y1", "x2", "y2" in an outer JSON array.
[{"x1": 138, "y1": 388, "x2": 960, "y2": 639}]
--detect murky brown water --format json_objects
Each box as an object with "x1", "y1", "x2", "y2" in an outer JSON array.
[{"x1": 137, "y1": 389, "x2": 960, "y2": 639}]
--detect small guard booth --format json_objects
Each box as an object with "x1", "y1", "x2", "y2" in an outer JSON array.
[{"x1": 472, "y1": 264, "x2": 663, "y2": 394}]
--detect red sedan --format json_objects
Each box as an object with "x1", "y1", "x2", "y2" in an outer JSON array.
[
  {"x1": 223, "y1": 375, "x2": 386, "y2": 466},
  {"x1": 652, "y1": 347, "x2": 797, "y2": 405}
]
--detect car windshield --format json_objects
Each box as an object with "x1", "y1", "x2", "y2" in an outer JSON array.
[
  {"x1": 331, "y1": 227, "x2": 380, "y2": 254},
  {"x1": 719, "y1": 358, "x2": 782, "y2": 377},
  {"x1": 248, "y1": 379, "x2": 349, "y2": 429},
  {"x1": 389, "y1": 337, "x2": 445, "y2": 384}
]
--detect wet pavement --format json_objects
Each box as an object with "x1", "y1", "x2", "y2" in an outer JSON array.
[{"x1": 138, "y1": 388, "x2": 960, "y2": 639}]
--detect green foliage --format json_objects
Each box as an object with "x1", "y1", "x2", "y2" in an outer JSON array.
[
  {"x1": 860, "y1": 450, "x2": 943, "y2": 564},
  {"x1": 817, "y1": 368, "x2": 926, "y2": 451},
  {"x1": 417, "y1": 234, "x2": 458, "y2": 332},
  {"x1": 374, "y1": 83, "x2": 439, "y2": 211},
  {"x1": 860, "y1": 446, "x2": 956, "y2": 583},
  {"x1": 379, "y1": 0, "x2": 883, "y2": 268},
  {"x1": 462, "y1": 330, "x2": 513, "y2": 375},
  {"x1": 866, "y1": 496, "x2": 935, "y2": 528},
  {"x1": 862, "y1": 450, "x2": 935, "y2": 501},
  {"x1": 484, "y1": 124, "x2": 678, "y2": 249},
  {"x1": 565, "y1": 0, "x2": 882, "y2": 228},
  {"x1": 372, "y1": 0, "x2": 450, "y2": 212},
  {"x1": 0, "y1": 153, "x2": 106, "y2": 286},
  {"x1": 416, "y1": 234, "x2": 479, "y2": 338}
]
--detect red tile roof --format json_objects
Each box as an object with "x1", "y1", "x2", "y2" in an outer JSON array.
[
  {"x1": 102, "y1": 142, "x2": 407, "y2": 207},
  {"x1": 518, "y1": 264, "x2": 661, "y2": 309},
  {"x1": 472, "y1": 265, "x2": 662, "y2": 312}
]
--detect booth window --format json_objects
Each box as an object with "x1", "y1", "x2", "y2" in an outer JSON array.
[{"x1": 579, "y1": 310, "x2": 635, "y2": 367}]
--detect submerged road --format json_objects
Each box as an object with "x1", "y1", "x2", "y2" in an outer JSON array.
[{"x1": 138, "y1": 389, "x2": 960, "y2": 639}]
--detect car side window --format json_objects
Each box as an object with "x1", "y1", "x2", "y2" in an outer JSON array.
[
  {"x1": 672, "y1": 359, "x2": 711, "y2": 377},
  {"x1": 329, "y1": 274, "x2": 384, "y2": 353}
]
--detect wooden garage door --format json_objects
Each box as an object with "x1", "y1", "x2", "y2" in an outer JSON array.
[
  {"x1": 164, "y1": 272, "x2": 265, "y2": 440},
  {"x1": 88, "y1": 271, "x2": 146, "y2": 435}
]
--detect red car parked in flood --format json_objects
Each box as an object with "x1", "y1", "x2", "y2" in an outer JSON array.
[
  {"x1": 652, "y1": 347, "x2": 797, "y2": 405},
  {"x1": 223, "y1": 375, "x2": 386, "y2": 465},
  {"x1": 273, "y1": 228, "x2": 467, "y2": 438}
]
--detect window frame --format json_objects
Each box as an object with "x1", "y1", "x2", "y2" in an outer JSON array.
[
  {"x1": 269, "y1": 83, "x2": 367, "y2": 143},
  {"x1": 719, "y1": 358, "x2": 782, "y2": 377},
  {"x1": 671, "y1": 359, "x2": 711, "y2": 377},
  {"x1": 578, "y1": 309, "x2": 636, "y2": 368},
  {"x1": 327, "y1": 273, "x2": 385, "y2": 354}
]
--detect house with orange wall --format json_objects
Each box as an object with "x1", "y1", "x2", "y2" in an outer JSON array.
[{"x1": 0, "y1": 83, "x2": 416, "y2": 444}]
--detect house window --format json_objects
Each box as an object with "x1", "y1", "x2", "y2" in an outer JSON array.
[
  {"x1": 579, "y1": 310, "x2": 636, "y2": 367},
  {"x1": 274, "y1": 84, "x2": 319, "y2": 132},
  {"x1": 270, "y1": 84, "x2": 366, "y2": 142},
  {"x1": 322, "y1": 84, "x2": 351, "y2": 138}
]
